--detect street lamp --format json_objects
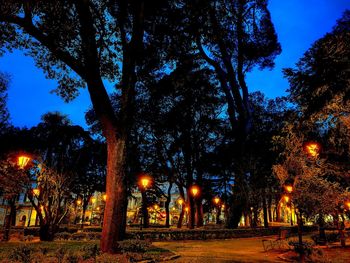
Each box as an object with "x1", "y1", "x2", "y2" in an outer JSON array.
[
  {"x1": 33, "y1": 188, "x2": 40, "y2": 196},
  {"x1": 138, "y1": 175, "x2": 152, "y2": 229},
  {"x1": 213, "y1": 197, "x2": 220, "y2": 205},
  {"x1": 17, "y1": 155, "x2": 31, "y2": 169},
  {"x1": 190, "y1": 185, "x2": 200, "y2": 197},
  {"x1": 304, "y1": 142, "x2": 320, "y2": 158},
  {"x1": 284, "y1": 185, "x2": 293, "y2": 194}
]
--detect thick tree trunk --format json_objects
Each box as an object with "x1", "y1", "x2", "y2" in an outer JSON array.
[
  {"x1": 177, "y1": 206, "x2": 185, "y2": 228},
  {"x1": 165, "y1": 200, "x2": 170, "y2": 228},
  {"x1": 262, "y1": 190, "x2": 269, "y2": 228},
  {"x1": 188, "y1": 194, "x2": 195, "y2": 229},
  {"x1": 100, "y1": 136, "x2": 128, "y2": 253},
  {"x1": 195, "y1": 198, "x2": 204, "y2": 227},
  {"x1": 141, "y1": 190, "x2": 149, "y2": 228},
  {"x1": 216, "y1": 207, "x2": 221, "y2": 224},
  {"x1": 39, "y1": 223, "x2": 57, "y2": 241},
  {"x1": 81, "y1": 198, "x2": 88, "y2": 228},
  {"x1": 267, "y1": 192, "x2": 273, "y2": 222}
]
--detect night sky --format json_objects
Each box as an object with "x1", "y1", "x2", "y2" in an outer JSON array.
[{"x1": 0, "y1": 0, "x2": 349, "y2": 129}]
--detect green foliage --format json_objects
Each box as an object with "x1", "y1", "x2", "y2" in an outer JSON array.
[
  {"x1": 8, "y1": 244, "x2": 36, "y2": 263},
  {"x1": 55, "y1": 247, "x2": 67, "y2": 263},
  {"x1": 81, "y1": 244, "x2": 100, "y2": 260},
  {"x1": 285, "y1": 10, "x2": 350, "y2": 118},
  {"x1": 117, "y1": 239, "x2": 151, "y2": 253},
  {"x1": 0, "y1": 72, "x2": 10, "y2": 132}
]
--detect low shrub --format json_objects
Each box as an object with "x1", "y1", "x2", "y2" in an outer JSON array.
[
  {"x1": 8, "y1": 244, "x2": 37, "y2": 263},
  {"x1": 71, "y1": 232, "x2": 88, "y2": 241},
  {"x1": 289, "y1": 241, "x2": 314, "y2": 256},
  {"x1": 55, "y1": 247, "x2": 68, "y2": 263},
  {"x1": 64, "y1": 251, "x2": 81, "y2": 263},
  {"x1": 55, "y1": 232, "x2": 72, "y2": 240},
  {"x1": 81, "y1": 244, "x2": 100, "y2": 260},
  {"x1": 117, "y1": 239, "x2": 151, "y2": 253}
]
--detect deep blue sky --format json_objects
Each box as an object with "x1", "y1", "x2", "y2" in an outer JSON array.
[{"x1": 0, "y1": 0, "x2": 349, "y2": 129}]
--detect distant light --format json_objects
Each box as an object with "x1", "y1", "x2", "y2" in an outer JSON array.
[
  {"x1": 178, "y1": 199, "x2": 184, "y2": 205},
  {"x1": 185, "y1": 207, "x2": 189, "y2": 212},
  {"x1": 103, "y1": 194, "x2": 107, "y2": 201},
  {"x1": 91, "y1": 197, "x2": 96, "y2": 203},
  {"x1": 283, "y1": 196, "x2": 290, "y2": 203},
  {"x1": 77, "y1": 199, "x2": 82, "y2": 205}
]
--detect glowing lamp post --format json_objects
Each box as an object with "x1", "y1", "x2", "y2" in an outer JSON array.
[
  {"x1": 285, "y1": 185, "x2": 293, "y2": 194},
  {"x1": 139, "y1": 175, "x2": 152, "y2": 229},
  {"x1": 304, "y1": 142, "x2": 320, "y2": 158},
  {"x1": 190, "y1": 185, "x2": 200, "y2": 198},
  {"x1": 346, "y1": 202, "x2": 350, "y2": 209},
  {"x1": 33, "y1": 188, "x2": 40, "y2": 196},
  {"x1": 213, "y1": 197, "x2": 220, "y2": 205},
  {"x1": 17, "y1": 155, "x2": 31, "y2": 169}
]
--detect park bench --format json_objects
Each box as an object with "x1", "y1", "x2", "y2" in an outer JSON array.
[{"x1": 262, "y1": 228, "x2": 291, "y2": 251}]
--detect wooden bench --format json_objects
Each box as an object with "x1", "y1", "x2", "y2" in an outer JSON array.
[{"x1": 262, "y1": 228, "x2": 291, "y2": 251}]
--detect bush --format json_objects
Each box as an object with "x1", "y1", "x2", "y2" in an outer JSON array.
[
  {"x1": 81, "y1": 244, "x2": 100, "y2": 260},
  {"x1": 55, "y1": 232, "x2": 72, "y2": 240},
  {"x1": 55, "y1": 247, "x2": 67, "y2": 263},
  {"x1": 71, "y1": 232, "x2": 88, "y2": 241},
  {"x1": 117, "y1": 239, "x2": 151, "y2": 253},
  {"x1": 64, "y1": 252, "x2": 81, "y2": 263},
  {"x1": 289, "y1": 241, "x2": 314, "y2": 256},
  {"x1": 311, "y1": 232, "x2": 340, "y2": 244},
  {"x1": 8, "y1": 244, "x2": 36, "y2": 263}
]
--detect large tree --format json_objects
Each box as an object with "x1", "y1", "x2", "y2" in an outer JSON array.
[
  {"x1": 168, "y1": 0, "x2": 281, "y2": 227},
  {"x1": 0, "y1": 0, "x2": 171, "y2": 252},
  {"x1": 0, "y1": 72, "x2": 10, "y2": 133}
]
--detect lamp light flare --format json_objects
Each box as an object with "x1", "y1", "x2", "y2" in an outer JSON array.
[
  {"x1": 103, "y1": 194, "x2": 107, "y2": 201},
  {"x1": 33, "y1": 189, "x2": 40, "y2": 196},
  {"x1": 18, "y1": 155, "x2": 30, "y2": 169},
  {"x1": 77, "y1": 199, "x2": 82, "y2": 205},
  {"x1": 285, "y1": 185, "x2": 293, "y2": 193},
  {"x1": 91, "y1": 197, "x2": 96, "y2": 203},
  {"x1": 284, "y1": 196, "x2": 290, "y2": 203},
  {"x1": 305, "y1": 142, "x2": 320, "y2": 157},
  {"x1": 214, "y1": 197, "x2": 220, "y2": 205},
  {"x1": 190, "y1": 185, "x2": 199, "y2": 197},
  {"x1": 178, "y1": 199, "x2": 184, "y2": 205}
]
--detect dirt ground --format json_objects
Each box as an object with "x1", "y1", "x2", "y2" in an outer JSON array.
[{"x1": 154, "y1": 237, "x2": 350, "y2": 263}]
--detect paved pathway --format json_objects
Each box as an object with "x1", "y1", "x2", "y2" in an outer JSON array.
[{"x1": 154, "y1": 237, "x2": 285, "y2": 262}]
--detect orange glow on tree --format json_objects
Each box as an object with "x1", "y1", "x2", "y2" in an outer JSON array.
[
  {"x1": 76, "y1": 199, "x2": 82, "y2": 205},
  {"x1": 284, "y1": 195, "x2": 290, "y2": 203},
  {"x1": 178, "y1": 199, "x2": 184, "y2": 205},
  {"x1": 185, "y1": 207, "x2": 189, "y2": 212}
]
